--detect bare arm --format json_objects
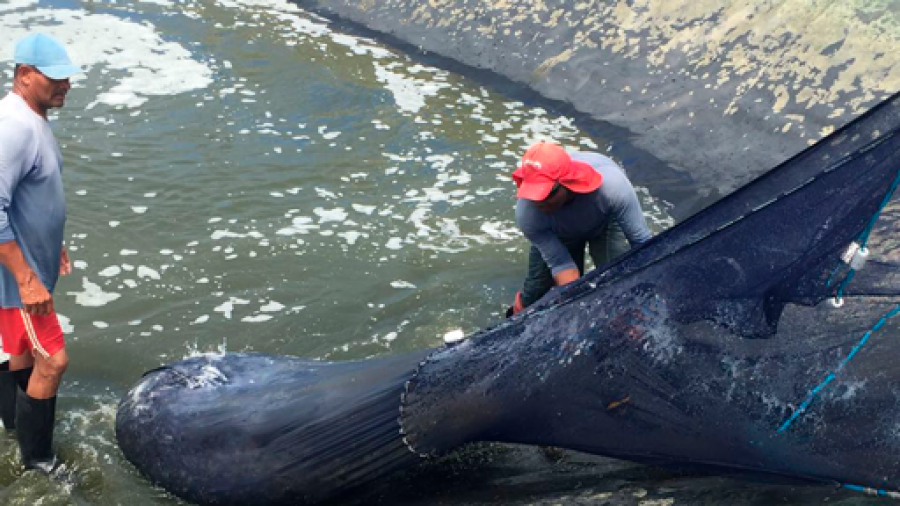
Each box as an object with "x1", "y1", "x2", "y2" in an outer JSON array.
[
  {"x1": 553, "y1": 268, "x2": 580, "y2": 286},
  {"x1": 59, "y1": 247, "x2": 71, "y2": 277},
  {"x1": 517, "y1": 202, "x2": 580, "y2": 287},
  {"x1": 0, "y1": 240, "x2": 52, "y2": 315}
]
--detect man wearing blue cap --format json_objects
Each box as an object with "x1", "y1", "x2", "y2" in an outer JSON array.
[{"x1": 0, "y1": 32, "x2": 81, "y2": 473}]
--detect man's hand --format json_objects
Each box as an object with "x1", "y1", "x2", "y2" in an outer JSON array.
[
  {"x1": 18, "y1": 270, "x2": 53, "y2": 315},
  {"x1": 0, "y1": 239, "x2": 54, "y2": 315},
  {"x1": 59, "y1": 247, "x2": 71, "y2": 276},
  {"x1": 506, "y1": 291, "x2": 526, "y2": 318}
]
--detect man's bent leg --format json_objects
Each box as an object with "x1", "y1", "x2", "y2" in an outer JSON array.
[
  {"x1": 12, "y1": 311, "x2": 66, "y2": 472},
  {"x1": 0, "y1": 362, "x2": 17, "y2": 430},
  {"x1": 521, "y1": 241, "x2": 588, "y2": 308},
  {"x1": 28, "y1": 348, "x2": 68, "y2": 399},
  {"x1": 0, "y1": 355, "x2": 34, "y2": 432},
  {"x1": 9, "y1": 353, "x2": 34, "y2": 371},
  {"x1": 588, "y1": 220, "x2": 630, "y2": 270},
  {"x1": 16, "y1": 348, "x2": 65, "y2": 472},
  {"x1": 521, "y1": 245, "x2": 555, "y2": 307},
  {"x1": 0, "y1": 318, "x2": 35, "y2": 431},
  {"x1": 8, "y1": 353, "x2": 34, "y2": 393},
  {"x1": 16, "y1": 385, "x2": 58, "y2": 471}
]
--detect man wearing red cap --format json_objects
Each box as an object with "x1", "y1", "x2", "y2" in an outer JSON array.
[{"x1": 509, "y1": 141, "x2": 652, "y2": 314}]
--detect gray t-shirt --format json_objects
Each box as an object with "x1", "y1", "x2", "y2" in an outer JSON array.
[
  {"x1": 515, "y1": 151, "x2": 651, "y2": 275},
  {"x1": 0, "y1": 93, "x2": 66, "y2": 307}
]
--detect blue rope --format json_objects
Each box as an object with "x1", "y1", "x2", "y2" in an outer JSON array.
[
  {"x1": 778, "y1": 167, "x2": 900, "y2": 433},
  {"x1": 859, "y1": 167, "x2": 900, "y2": 248},
  {"x1": 833, "y1": 167, "x2": 900, "y2": 302},
  {"x1": 778, "y1": 165, "x2": 900, "y2": 433},
  {"x1": 843, "y1": 482, "x2": 900, "y2": 498},
  {"x1": 777, "y1": 303, "x2": 900, "y2": 433}
]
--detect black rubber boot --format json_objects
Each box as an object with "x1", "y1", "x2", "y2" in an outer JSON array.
[
  {"x1": 13, "y1": 367, "x2": 33, "y2": 392},
  {"x1": 15, "y1": 388, "x2": 58, "y2": 473},
  {"x1": 0, "y1": 362, "x2": 16, "y2": 431},
  {"x1": 0, "y1": 365, "x2": 31, "y2": 432}
]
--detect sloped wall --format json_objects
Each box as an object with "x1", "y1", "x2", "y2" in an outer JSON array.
[{"x1": 297, "y1": 0, "x2": 900, "y2": 196}]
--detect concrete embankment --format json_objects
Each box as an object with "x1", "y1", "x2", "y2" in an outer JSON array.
[{"x1": 297, "y1": 0, "x2": 899, "y2": 200}]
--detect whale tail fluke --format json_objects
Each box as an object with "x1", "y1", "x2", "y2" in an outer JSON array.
[{"x1": 116, "y1": 351, "x2": 430, "y2": 505}]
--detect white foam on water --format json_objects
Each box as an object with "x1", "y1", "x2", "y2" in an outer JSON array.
[
  {"x1": 99, "y1": 266, "x2": 122, "y2": 278},
  {"x1": 313, "y1": 207, "x2": 348, "y2": 223},
  {"x1": 242, "y1": 314, "x2": 273, "y2": 323},
  {"x1": 131, "y1": 206, "x2": 148, "y2": 214},
  {"x1": 137, "y1": 266, "x2": 161, "y2": 280},
  {"x1": 57, "y1": 313, "x2": 74, "y2": 334},
  {"x1": 276, "y1": 216, "x2": 318, "y2": 236},
  {"x1": 329, "y1": 32, "x2": 393, "y2": 59},
  {"x1": 216, "y1": 0, "x2": 300, "y2": 12},
  {"x1": 67, "y1": 277, "x2": 121, "y2": 307},
  {"x1": 314, "y1": 187, "x2": 339, "y2": 199},
  {"x1": 260, "y1": 301, "x2": 284, "y2": 312},
  {"x1": 213, "y1": 297, "x2": 250, "y2": 319},
  {"x1": 211, "y1": 229, "x2": 264, "y2": 240},
  {"x1": 352, "y1": 204, "x2": 376, "y2": 215},
  {"x1": 191, "y1": 314, "x2": 210, "y2": 325},
  {"x1": 480, "y1": 221, "x2": 521, "y2": 241},
  {"x1": 338, "y1": 231, "x2": 364, "y2": 245},
  {"x1": 385, "y1": 237, "x2": 403, "y2": 250},
  {"x1": 0, "y1": 8, "x2": 213, "y2": 109},
  {"x1": 373, "y1": 61, "x2": 452, "y2": 114}
]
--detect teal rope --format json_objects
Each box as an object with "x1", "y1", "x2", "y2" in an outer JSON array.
[
  {"x1": 779, "y1": 166, "x2": 900, "y2": 433},
  {"x1": 833, "y1": 167, "x2": 900, "y2": 302},
  {"x1": 859, "y1": 166, "x2": 900, "y2": 248},
  {"x1": 843, "y1": 482, "x2": 900, "y2": 499},
  {"x1": 777, "y1": 303, "x2": 900, "y2": 433}
]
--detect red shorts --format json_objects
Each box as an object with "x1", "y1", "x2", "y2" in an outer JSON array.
[{"x1": 0, "y1": 308, "x2": 65, "y2": 359}]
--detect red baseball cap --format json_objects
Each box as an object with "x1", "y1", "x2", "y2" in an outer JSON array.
[{"x1": 511, "y1": 142, "x2": 602, "y2": 201}]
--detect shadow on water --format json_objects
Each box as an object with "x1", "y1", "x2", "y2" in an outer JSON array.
[{"x1": 337, "y1": 443, "x2": 870, "y2": 506}]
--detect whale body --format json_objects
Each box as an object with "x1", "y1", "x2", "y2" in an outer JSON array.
[{"x1": 117, "y1": 94, "x2": 900, "y2": 504}]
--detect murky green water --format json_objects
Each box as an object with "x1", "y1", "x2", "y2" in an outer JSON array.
[{"x1": 0, "y1": 0, "x2": 883, "y2": 505}]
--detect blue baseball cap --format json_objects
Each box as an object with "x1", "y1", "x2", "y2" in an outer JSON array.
[{"x1": 14, "y1": 33, "x2": 82, "y2": 80}]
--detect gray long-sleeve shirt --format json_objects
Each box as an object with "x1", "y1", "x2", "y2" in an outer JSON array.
[
  {"x1": 515, "y1": 151, "x2": 651, "y2": 275},
  {"x1": 0, "y1": 93, "x2": 66, "y2": 307}
]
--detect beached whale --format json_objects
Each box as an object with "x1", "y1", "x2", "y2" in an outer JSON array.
[{"x1": 116, "y1": 93, "x2": 900, "y2": 505}]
